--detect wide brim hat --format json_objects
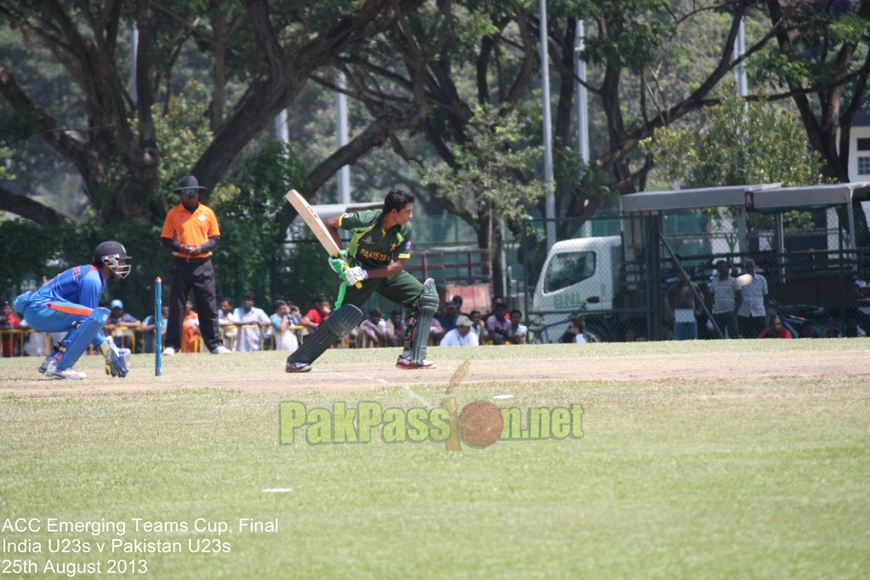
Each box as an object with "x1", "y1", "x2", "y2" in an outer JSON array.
[{"x1": 173, "y1": 175, "x2": 207, "y2": 193}]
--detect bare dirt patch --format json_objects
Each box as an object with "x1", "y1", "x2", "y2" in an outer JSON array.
[{"x1": 3, "y1": 342, "x2": 869, "y2": 397}]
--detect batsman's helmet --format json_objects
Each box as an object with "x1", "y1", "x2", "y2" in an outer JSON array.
[{"x1": 92, "y1": 241, "x2": 132, "y2": 279}]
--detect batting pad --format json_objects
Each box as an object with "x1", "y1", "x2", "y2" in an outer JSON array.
[
  {"x1": 288, "y1": 304, "x2": 363, "y2": 365},
  {"x1": 411, "y1": 278, "x2": 438, "y2": 365},
  {"x1": 57, "y1": 307, "x2": 109, "y2": 370}
]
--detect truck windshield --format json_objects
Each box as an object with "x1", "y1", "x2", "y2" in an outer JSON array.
[{"x1": 545, "y1": 251, "x2": 596, "y2": 293}]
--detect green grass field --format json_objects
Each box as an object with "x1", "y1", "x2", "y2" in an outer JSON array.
[{"x1": 1, "y1": 341, "x2": 869, "y2": 579}]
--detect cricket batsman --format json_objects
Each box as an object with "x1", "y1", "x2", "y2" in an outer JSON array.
[
  {"x1": 12, "y1": 241, "x2": 132, "y2": 380},
  {"x1": 285, "y1": 189, "x2": 438, "y2": 372}
]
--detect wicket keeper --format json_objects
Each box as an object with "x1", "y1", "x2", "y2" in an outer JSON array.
[
  {"x1": 12, "y1": 241, "x2": 132, "y2": 380},
  {"x1": 286, "y1": 189, "x2": 438, "y2": 372}
]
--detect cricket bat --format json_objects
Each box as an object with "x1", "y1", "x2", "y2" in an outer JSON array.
[{"x1": 285, "y1": 189, "x2": 362, "y2": 292}]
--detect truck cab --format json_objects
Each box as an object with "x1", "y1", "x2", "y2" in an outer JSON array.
[{"x1": 531, "y1": 236, "x2": 623, "y2": 342}]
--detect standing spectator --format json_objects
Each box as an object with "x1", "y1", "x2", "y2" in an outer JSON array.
[
  {"x1": 232, "y1": 291, "x2": 271, "y2": 352},
  {"x1": 758, "y1": 316, "x2": 793, "y2": 339},
  {"x1": 440, "y1": 315, "x2": 479, "y2": 347},
  {"x1": 270, "y1": 299, "x2": 299, "y2": 352},
  {"x1": 160, "y1": 175, "x2": 230, "y2": 356},
  {"x1": 140, "y1": 305, "x2": 169, "y2": 354},
  {"x1": 508, "y1": 309, "x2": 527, "y2": 344},
  {"x1": 853, "y1": 262, "x2": 870, "y2": 329},
  {"x1": 384, "y1": 309, "x2": 406, "y2": 347},
  {"x1": 486, "y1": 302, "x2": 512, "y2": 345},
  {"x1": 737, "y1": 259, "x2": 768, "y2": 339},
  {"x1": 438, "y1": 302, "x2": 459, "y2": 334},
  {"x1": 105, "y1": 299, "x2": 141, "y2": 350},
  {"x1": 360, "y1": 307, "x2": 388, "y2": 347},
  {"x1": 665, "y1": 270, "x2": 703, "y2": 340},
  {"x1": 1, "y1": 300, "x2": 22, "y2": 357},
  {"x1": 707, "y1": 260, "x2": 742, "y2": 339},
  {"x1": 218, "y1": 297, "x2": 238, "y2": 350}
]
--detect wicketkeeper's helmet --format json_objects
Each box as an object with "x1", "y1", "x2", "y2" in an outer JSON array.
[{"x1": 92, "y1": 240, "x2": 132, "y2": 279}]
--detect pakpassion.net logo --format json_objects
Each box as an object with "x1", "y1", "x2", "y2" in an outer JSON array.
[{"x1": 278, "y1": 361, "x2": 584, "y2": 451}]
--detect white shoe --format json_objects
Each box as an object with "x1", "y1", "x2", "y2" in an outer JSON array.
[
  {"x1": 162, "y1": 347, "x2": 176, "y2": 356},
  {"x1": 210, "y1": 345, "x2": 231, "y2": 354},
  {"x1": 285, "y1": 361, "x2": 312, "y2": 373},
  {"x1": 43, "y1": 360, "x2": 86, "y2": 380},
  {"x1": 396, "y1": 354, "x2": 437, "y2": 370}
]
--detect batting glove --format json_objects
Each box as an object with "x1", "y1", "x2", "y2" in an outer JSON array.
[
  {"x1": 99, "y1": 342, "x2": 130, "y2": 378},
  {"x1": 343, "y1": 266, "x2": 369, "y2": 285}
]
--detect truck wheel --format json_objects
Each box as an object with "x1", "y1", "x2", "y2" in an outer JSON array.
[{"x1": 582, "y1": 324, "x2": 606, "y2": 343}]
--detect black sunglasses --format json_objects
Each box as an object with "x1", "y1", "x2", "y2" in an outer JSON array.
[{"x1": 182, "y1": 188, "x2": 200, "y2": 196}]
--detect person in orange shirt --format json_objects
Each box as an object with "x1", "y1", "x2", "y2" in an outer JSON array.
[
  {"x1": 159, "y1": 176, "x2": 230, "y2": 356},
  {"x1": 181, "y1": 299, "x2": 201, "y2": 352}
]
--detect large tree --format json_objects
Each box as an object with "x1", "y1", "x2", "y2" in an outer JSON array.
[{"x1": 0, "y1": 0, "x2": 429, "y2": 225}]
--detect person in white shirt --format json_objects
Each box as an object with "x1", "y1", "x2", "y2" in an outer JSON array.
[
  {"x1": 736, "y1": 259, "x2": 768, "y2": 339},
  {"x1": 439, "y1": 315, "x2": 479, "y2": 347},
  {"x1": 270, "y1": 299, "x2": 300, "y2": 352},
  {"x1": 232, "y1": 291, "x2": 271, "y2": 352},
  {"x1": 218, "y1": 297, "x2": 238, "y2": 350}
]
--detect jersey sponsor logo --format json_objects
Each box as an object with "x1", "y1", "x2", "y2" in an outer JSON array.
[
  {"x1": 358, "y1": 248, "x2": 391, "y2": 263},
  {"x1": 402, "y1": 240, "x2": 412, "y2": 251},
  {"x1": 198, "y1": 214, "x2": 206, "y2": 221}
]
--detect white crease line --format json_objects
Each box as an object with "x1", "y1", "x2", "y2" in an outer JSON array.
[{"x1": 403, "y1": 385, "x2": 432, "y2": 407}]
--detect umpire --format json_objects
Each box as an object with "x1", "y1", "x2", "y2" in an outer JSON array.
[{"x1": 160, "y1": 176, "x2": 230, "y2": 355}]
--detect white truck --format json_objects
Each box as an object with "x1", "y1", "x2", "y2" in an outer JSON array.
[{"x1": 529, "y1": 236, "x2": 625, "y2": 342}]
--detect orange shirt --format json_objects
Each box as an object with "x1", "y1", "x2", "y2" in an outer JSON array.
[{"x1": 161, "y1": 202, "x2": 221, "y2": 259}]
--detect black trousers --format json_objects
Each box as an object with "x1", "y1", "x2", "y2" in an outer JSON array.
[{"x1": 165, "y1": 257, "x2": 221, "y2": 351}]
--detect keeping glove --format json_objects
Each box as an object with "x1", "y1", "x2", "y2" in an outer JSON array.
[
  {"x1": 99, "y1": 342, "x2": 130, "y2": 378},
  {"x1": 343, "y1": 266, "x2": 369, "y2": 285},
  {"x1": 328, "y1": 250, "x2": 347, "y2": 273}
]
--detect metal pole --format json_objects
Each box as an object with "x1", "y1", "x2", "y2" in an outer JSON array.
[
  {"x1": 155, "y1": 277, "x2": 162, "y2": 377},
  {"x1": 130, "y1": 23, "x2": 138, "y2": 102},
  {"x1": 540, "y1": 0, "x2": 556, "y2": 250},
  {"x1": 336, "y1": 70, "x2": 351, "y2": 205},
  {"x1": 274, "y1": 109, "x2": 289, "y2": 143},
  {"x1": 732, "y1": 18, "x2": 748, "y2": 97},
  {"x1": 575, "y1": 20, "x2": 592, "y2": 238}
]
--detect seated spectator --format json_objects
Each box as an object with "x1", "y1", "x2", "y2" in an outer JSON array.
[
  {"x1": 429, "y1": 316, "x2": 445, "y2": 344},
  {"x1": 438, "y1": 302, "x2": 459, "y2": 334},
  {"x1": 561, "y1": 317, "x2": 588, "y2": 344},
  {"x1": 360, "y1": 307, "x2": 388, "y2": 348},
  {"x1": 232, "y1": 291, "x2": 271, "y2": 352},
  {"x1": 798, "y1": 319, "x2": 820, "y2": 339},
  {"x1": 218, "y1": 297, "x2": 238, "y2": 350},
  {"x1": 758, "y1": 316, "x2": 793, "y2": 339},
  {"x1": 141, "y1": 305, "x2": 169, "y2": 354},
  {"x1": 840, "y1": 317, "x2": 867, "y2": 338},
  {"x1": 301, "y1": 295, "x2": 331, "y2": 334},
  {"x1": 105, "y1": 299, "x2": 141, "y2": 350},
  {"x1": 507, "y1": 309, "x2": 527, "y2": 344},
  {"x1": 440, "y1": 315, "x2": 479, "y2": 347},
  {"x1": 270, "y1": 299, "x2": 300, "y2": 352},
  {"x1": 451, "y1": 295, "x2": 467, "y2": 315},
  {"x1": 181, "y1": 300, "x2": 201, "y2": 352},
  {"x1": 486, "y1": 302, "x2": 511, "y2": 345},
  {"x1": 1, "y1": 300, "x2": 22, "y2": 357},
  {"x1": 385, "y1": 309, "x2": 406, "y2": 347},
  {"x1": 469, "y1": 310, "x2": 486, "y2": 342}
]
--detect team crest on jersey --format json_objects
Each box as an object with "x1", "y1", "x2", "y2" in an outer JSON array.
[
  {"x1": 402, "y1": 240, "x2": 412, "y2": 250},
  {"x1": 363, "y1": 235, "x2": 373, "y2": 245}
]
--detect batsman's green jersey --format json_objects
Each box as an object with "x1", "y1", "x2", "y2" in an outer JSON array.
[{"x1": 337, "y1": 209, "x2": 423, "y2": 311}]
